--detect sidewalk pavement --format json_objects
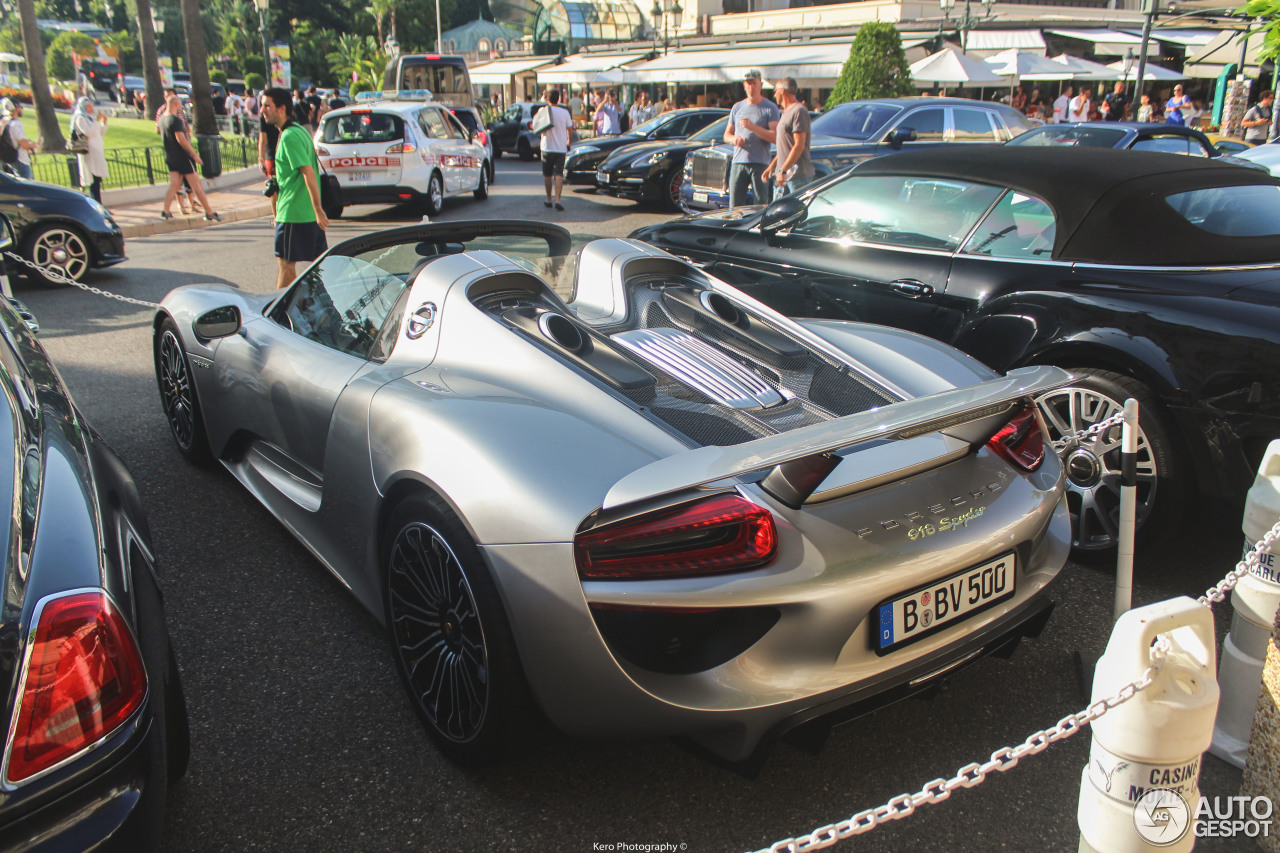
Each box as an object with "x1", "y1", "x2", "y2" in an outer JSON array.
[{"x1": 110, "y1": 179, "x2": 275, "y2": 239}]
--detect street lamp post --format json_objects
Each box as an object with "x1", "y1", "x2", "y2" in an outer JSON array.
[
  {"x1": 253, "y1": 0, "x2": 270, "y2": 89},
  {"x1": 650, "y1": 0, "x2": 683, "y2": 56},
  {"x1": 938, "y1": 0, "x2": 994, "y2": 55}
]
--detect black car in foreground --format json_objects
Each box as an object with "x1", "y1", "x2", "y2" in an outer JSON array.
[
  {"x1": 0, "y1": 172, "x2": 126, "y2": 285},
  {"x1": 593, "y1": 114, "x2": 731, "y2": 211},
  {"x1": 563, "y1": 107, "x2": 727, "y2": 185},
  {"x1": 633, "y1": 146, "x2": 1280, "y2": 552},
  {"x1": 0, "y1": 214, "x2": 189, "y2": 851}
]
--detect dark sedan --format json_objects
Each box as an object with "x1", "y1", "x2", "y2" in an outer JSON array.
[
  {"x1": 0, "y1": 172, "x2": 126, "y2": 285},
  {"x1": 1008, "y1": 121, "x2": 1268, "y2": 170},
  {"x1": 488, "y1": 101, "x2": 547, "y2": 160},
  {"x1": 563, "y1": 107, "x2": 727, "y2": 185},
  {"x1": 0, "y1": 215, "x2": 189, "y2": 850},
  {"x1": 633, "y1": 147, "x2": 1280, "y2": 552},
  {"x1": 593, "y1": 115, "x2": 731, "y2": 210},
  {"x1": 681, "y1": 97, "x2": 1037, "y2": 212}
]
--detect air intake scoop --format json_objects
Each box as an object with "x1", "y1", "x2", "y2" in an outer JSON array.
[{"x1": 612, "y1": 328, "x2": 784, "y2": 410}]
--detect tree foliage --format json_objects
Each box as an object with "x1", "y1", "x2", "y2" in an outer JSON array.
[
  {"x1": 825, "y1": 21, "x2": 914, "y2": 110},
  {"x1": 327, "y1": 33, "x2": 385, "y2": 90},
  {"x1": 45, "y1": 30, "x2": 95, "y2": 81},
  {"x1": 1241, "y1": 0, "x2": 1280, "y2": 63}
]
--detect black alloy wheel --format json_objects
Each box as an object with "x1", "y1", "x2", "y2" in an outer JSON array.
[
  {"x1": 155, "y1": 319, "x2": 212, "y2": 465},
  {"x1": 1034, "y1": 368, "x2": 1187, "y2": 554},
  {"x1": 384, "y1": 494, "x2": 535, "y2": 764},
  {"x1": 474, "y1": 165, "x2": 489, "y2": 201},
  {"x1": 517, "y1": 138, "x2": 535, "y2": 161}
]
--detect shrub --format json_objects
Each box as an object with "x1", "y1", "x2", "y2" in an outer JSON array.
[
  {"x1": 244, "y1": 72, "x2": 265, "y2": 93},
  {"x1": 348, "y1": 78, "x2": 373, "y2": 97},
  {"x1": 210, "y1": 69, "x2": 228, "y2": 86},
  {"x1": 826, "y1": 21, "x2": 914, "y2": 110}
]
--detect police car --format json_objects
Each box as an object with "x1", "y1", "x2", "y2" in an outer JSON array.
[{"x1": 315, "y1": 90, "x2": 490, "y2": 216}]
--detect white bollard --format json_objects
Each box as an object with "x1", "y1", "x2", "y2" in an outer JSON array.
[
  {"x1": 1078, "y1": 597, "x2": 1219, "y2": 853},
  {"x1": 1114, "y1": 398, "x2": 1140, "y2": 623},
  {"x1": 1210, "y1": 439, "x2": 1280, "y2": 769}
]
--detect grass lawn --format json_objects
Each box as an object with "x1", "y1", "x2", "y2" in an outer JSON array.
[{"x1": 60, "y1": 114, "x2": 161, "y2": 149}]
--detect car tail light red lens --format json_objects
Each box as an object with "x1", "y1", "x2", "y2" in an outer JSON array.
[
  {"x1": 575, "y1": 493, "x2": 777, "y2": 580},
  {"x1": 386, "y1": 142, "x2": 416, "y2": 154},
  {"x1": 5, "y1": 593, "x2": 147, "y2": 784},
  {"x1": 986, "y1": 405, "x2": 1046, "y2": 472},
  {"x1": 475, "y1": 130, "x2": 488, "y2": 146}
]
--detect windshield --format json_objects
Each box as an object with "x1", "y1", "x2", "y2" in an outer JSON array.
[
  {"x1": 1008, "y1": 126, "x2": 1128, "y2": 148},
  {"x1": 811, "y1": 103, "x2": 902, "y2": 140},
  {"x1": 690, "y1": 116, "x2": 731, "y2": 143},
  {"x1": 322, "y1": 112, "x2": 405, "y2": 144},
  {"x1": 627, "y1": 113, "x2": 670, "y2": 137}
]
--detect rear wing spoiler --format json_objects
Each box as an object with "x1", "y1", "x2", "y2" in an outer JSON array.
[{"x1": 602, "y1": 365, "x2": 1072, "y2": 511}]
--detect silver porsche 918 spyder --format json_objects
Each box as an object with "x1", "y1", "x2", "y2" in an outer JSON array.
[{"x1": 153, "y1": 221, "x2": 1071, "y2": 767}]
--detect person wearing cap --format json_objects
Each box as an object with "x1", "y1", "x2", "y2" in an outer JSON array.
[
  {"x1": 762, "y1": 77, "x2": 813, "y2": 197},
  {"x1": 0, "y1": 99, "x2": 37, "y2": 180},
  {"x1": 723, "y1": 69, "x2": 780, "y2": 208}
]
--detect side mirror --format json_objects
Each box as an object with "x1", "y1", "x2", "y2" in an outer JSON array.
[
  {"x1": 887, "y1": 127, "x2": 918, "y2": 149},
  {"x1": 193, "y1": 305, "x2": 241, "y2": 340},
  {"x1": 760, "y1": 196, "x2": 808, "y2": 234}
]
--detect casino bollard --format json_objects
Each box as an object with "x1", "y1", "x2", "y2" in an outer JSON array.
[
  {"x1": 1240, "y1": 604, "x2": 1280, "y2": 853},
  {"x1": 1079, "y1": 597, "x2": 1219, "y2": 852},
  {"x1": 1211, "y1": 439, "x2": 1280, "y2": 769}
]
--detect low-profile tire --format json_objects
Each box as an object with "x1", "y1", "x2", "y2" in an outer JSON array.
[
  {"x1": 423, "y1": 172, "x2": 444, "y2": 216},
  {"x1": 165, "y1": 649, "x2": 191, "y2": 783},
  {"x1": 383, "y1": 493, "x2": 536, "y2": 765},
  {"x1": 663, "y1": 166, "x2": 684, "y2": 212},
  {"x1": 23, "y1": 223, "x2": 92, "y2": 286},
  {"x1": 517, "y1": 138, "x2": 535, "y2": 161},
  {"x1": 473, "y1": 165, "x2": 489, "y2": 200},
  {"x1": 155, "y1": 318, "x2": 214, "y2": 466},
  {"x1": 1033, "y1": 367, "x2": 1189, "y2": 556}
]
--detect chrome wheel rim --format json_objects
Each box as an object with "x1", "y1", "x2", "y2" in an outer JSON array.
[
  {"x1": 1035, "y1": 386, "x2": 1158, "y2": 550},
  {"x1": 668, "y1": 169, "x2": 682, "y2": 207},
  {"x1": 158, "y1": 330, "x2": 196, "y2": 450},
  {"x1": 430, "y1": 176, "x2": 443, "y2": 210},
  {"x1": 389, "y1": 521, "x2": 488, "y2": 743},
  {"x1": 31, "y1": 228, "x2": 89, "y2": 282}
]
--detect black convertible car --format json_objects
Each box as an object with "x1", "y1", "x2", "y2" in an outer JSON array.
[
  {"x1": 633, "y1": 147, "x2": 1280, "y2": 552},
  {"x1": 0, "y1": 172, "x2": 126, "y2": 285},
  {"x1": 0, "y1": 214, "x2": 188, "y2": 850}
]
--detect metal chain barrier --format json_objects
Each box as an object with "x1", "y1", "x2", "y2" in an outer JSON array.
[
  {"x1": 3, "y1": 250, "x2": 159, "y2": 309},
  {"x1": 1052, "y1": 409, "x2": 1126, "y2": 452},
  {"x1": 1200, "y1": 518, "x2": 1280, "y2": 606}
]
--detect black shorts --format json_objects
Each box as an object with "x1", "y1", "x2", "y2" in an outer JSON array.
[
  {"x1": 167, "y1": 157, "x2": 196, "y2": 176},
  {"x1": 541, "y1": 151, "x2": 566, "y2": 177},
  {"x1": 274, "y1": 221, "x2": 328, "y2": 263}
]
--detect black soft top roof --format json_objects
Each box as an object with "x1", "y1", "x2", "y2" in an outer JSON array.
[{"x1": 854, "y1": 147, "x2": 1280, "y2": 265}]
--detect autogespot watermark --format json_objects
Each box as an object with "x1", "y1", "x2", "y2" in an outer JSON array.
[
  {"x1": 590, "y1": 845, "x2": 687, "y2": 852},
  {"x1": 1133, "y1": 789, "x2": 1273, "y2": 845}
]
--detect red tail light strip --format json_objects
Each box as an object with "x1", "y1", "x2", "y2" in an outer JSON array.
[{"x1": 986, "y1": 404, "x2": 1046, "y2": 472}]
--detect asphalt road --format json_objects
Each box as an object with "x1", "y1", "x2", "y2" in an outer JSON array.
[{"x1": 9, "y1": 159, "x2": 1259, "y2": 853}]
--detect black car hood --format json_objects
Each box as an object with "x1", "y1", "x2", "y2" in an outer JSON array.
[
  {"x1": 12, "y1": 179, "x2": 90, "y2": 203},
  {"x1": 1227, "y1": 274, "x2": 1280, "y2": 306},
  {"x1": 600, "y1": 138, "x2": 708, "y2": 168}
]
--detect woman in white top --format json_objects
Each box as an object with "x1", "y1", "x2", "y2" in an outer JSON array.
[{"x1": 71, "y1": 97, "x2": 108, "y2": 203}]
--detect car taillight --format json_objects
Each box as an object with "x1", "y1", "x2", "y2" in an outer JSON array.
[
  {"x1": 386, "y1": 142, "x2": 415, "y2": 154},
  {"x1": 316, "y1": 145, "x2": 330, "y2": 156},
  {"x1": 986, "y1": 405, "x2": 1046, "y2": 472},
  {"x1": 575, "y1": 493, "x2": 777, "y2": 580},
  {"x1": 5, "y1": 592, "x2": 147, "y2": 784},
  {"x1": 475, "y1": 130, "x2": 488, "y2": 146}
]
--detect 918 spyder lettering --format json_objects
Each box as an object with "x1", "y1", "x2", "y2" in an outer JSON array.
[{"x1": 907, "y1": 506, "x2": 985, "y2": 540}]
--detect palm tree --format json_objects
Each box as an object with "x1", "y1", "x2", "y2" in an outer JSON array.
[
  {"x1": 367, "y1": 0, "x2": 395, "y2": 46},
  {"x1": 134, "y1": 0, "x2": 165, "y2": 120},
  {"x1": 180, "y1": 0, "x2": 218, "y2": 137},
  {"x1": 16, "y1": 0, "x2": 64, "y2": 150}
]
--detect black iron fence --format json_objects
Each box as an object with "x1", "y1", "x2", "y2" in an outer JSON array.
[{"x1": 27, "y1": 136, "x2": 256, "y2": 192}]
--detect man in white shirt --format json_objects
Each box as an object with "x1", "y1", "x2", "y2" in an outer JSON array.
[
  {"x1": 538, "y1": 89, "x2": 575, "y2": 211},
  {"x1": 1068, "y1": 88, "x2": 1092, "y2": 122},
  {"x1": 1052, "y1": 86, "x2": 1072, "y2": 124},
  {"x1": 567, "y1": 90, "x2": 584, "y2": 119},
  {"x1": 0, "y1": 99, "x2": 37, "y2": 180}
]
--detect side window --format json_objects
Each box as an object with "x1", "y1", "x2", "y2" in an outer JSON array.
[
  {"x1": 274, "y1": 256, "x2": 410, "y2": 359},
  {"x1": 1132, "y1": 135, "x2": 1193, "y2": 155},
  {"x1": 899, "y1": 107, "x2": 945, "y2": 142},
  {"x1": 418, "y1": 108, "x2": 453, "y2": 140},
  {"x1": 793, "y1": 175, "x2": 1001, "y2": 250},
  {"x1": 952, "y1": 109, "x2": 999, "y2": 142},
  {"x1": 962, "y1": 191, "x2": 1057, "y2": 260},
  {"x1": 504, "y1": 105, "x2": 522, "y2": 122},
  {"x1": 446, "y1": 113, "x2": 469, "y2": 140}
]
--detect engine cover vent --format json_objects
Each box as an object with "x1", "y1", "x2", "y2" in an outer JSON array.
[{"x1": 612, "y1": 328, "x2": 785, "y2": 410}]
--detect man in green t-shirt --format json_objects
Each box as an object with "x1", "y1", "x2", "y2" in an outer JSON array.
[{"x1": 262, "y1": 87, "x2": 329, "y2": 289}]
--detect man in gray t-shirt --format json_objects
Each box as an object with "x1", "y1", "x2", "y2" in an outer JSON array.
[{"x1": 723, "y1": 68, "x2": 781, "y2": 208}]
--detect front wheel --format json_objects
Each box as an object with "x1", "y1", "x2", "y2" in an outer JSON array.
[
  {"x1": 423, "y1": 172, "x2": 444, "y2": 216},
  {"x1": 1034, "y1": 368, "x2": 1188, "y2": 554},
  {"x1": 663, "y1": 166, "x2": 684, "y2": 212},
  {"x1": 24, "y1": 224, "x2": 92, "y2": 285},
  {"x1": 383, "y1": 494, "x2": 535, "y2": 765},
  {"x1": 155, "y1": 318, "x2": 213, "y2": 465}
]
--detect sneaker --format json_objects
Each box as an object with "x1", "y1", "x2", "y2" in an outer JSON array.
[
  {"x1": 160, "y1": 210, "x2": 173, "y2": 220},
  {"x1": 544, "y1": 200, "x2": 552, "y2": 208},
  {"x1": 204, "y1": 212, "x2": 222, "y2": 222},
  {"x1": 554, "y1": 202, "x2": 565, "y2": 211}
]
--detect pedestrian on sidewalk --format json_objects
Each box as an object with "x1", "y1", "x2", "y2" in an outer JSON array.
[
  {"x1": 159, "y1": 94, "x2": 221, "y2": 221},
  {"x1": 156, "y1": 92, "x2": 203, "y2": 215},
  {"x1": 762, "y1": 77, "x2": 813, "y2": 197},
  {"x1": 0, "y1": 99, "x2": 37, "y2": 180},
  {"x1": 71, "y1": 97, "x2": 109, "y2": 203},
  {"x1": 538, "y1": 89, "x2": 575, "y2": 211},
  {"x1": 262, "y1": 87, "x2": 328, "y2": 289}
]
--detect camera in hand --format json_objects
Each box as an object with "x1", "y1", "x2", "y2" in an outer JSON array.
[{"x1": 263, "y1": 178, "x2": 278, "y2": 197}]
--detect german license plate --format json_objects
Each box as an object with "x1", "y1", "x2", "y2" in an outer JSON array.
[
  {"x1": 875, "y1": 554, "x2": 1015, "y2": 654},
  {"x1": 597, "y1": 170, "x2": 610, "y2": 183},
  {"x1": 693, "y1": 192, "x2": 708, "y2": 203},
  {"x1": 348, "y1": 171, "x2": 372, "y2": 182}
]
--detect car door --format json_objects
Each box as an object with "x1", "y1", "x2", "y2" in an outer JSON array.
[
  {"x1": 213, "y1": 254, "x2": 410, "y2": 481},
  {"x1": 491, "y1": 104, "x2": 524, "y2": 152},
  {"x1": 445, "y1": 110, "x2": 482, "y2": 189},
  {"x1": 876, "y1": 106, "x2": 946, "y2": 155},
  {"x1": 716, "y1": 172, "x2": 1001, "y2": 335},
  {"x1": 951, "y1": 107, "x2": 1003, "y2": 146},
  {"x1": 418, "y1": 106, "x2": 463, "y2": 192}
]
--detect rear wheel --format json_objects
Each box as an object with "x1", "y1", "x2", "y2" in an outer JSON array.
[
  {"x1": 1033, "y1": 368, "x2": 1188, "y2": 554},
  {"x1": 663, "y1": 166, "x2": 684, "y2": 212},
  {"x1": 155, "y1": 318, "x2": 213, "y2": 465},
  {"x1": 383, "y1": 494, "x2": 535, "y2": 765},
  {"x1": 423, "y1": 172, "x2": 444, "y2": 216},
  {"x1": 517, "y1": 138, "x2": 534, "y2": 161},
  {"x1": 473, "y1": 165, "x2": 489, "y2": 200}
]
